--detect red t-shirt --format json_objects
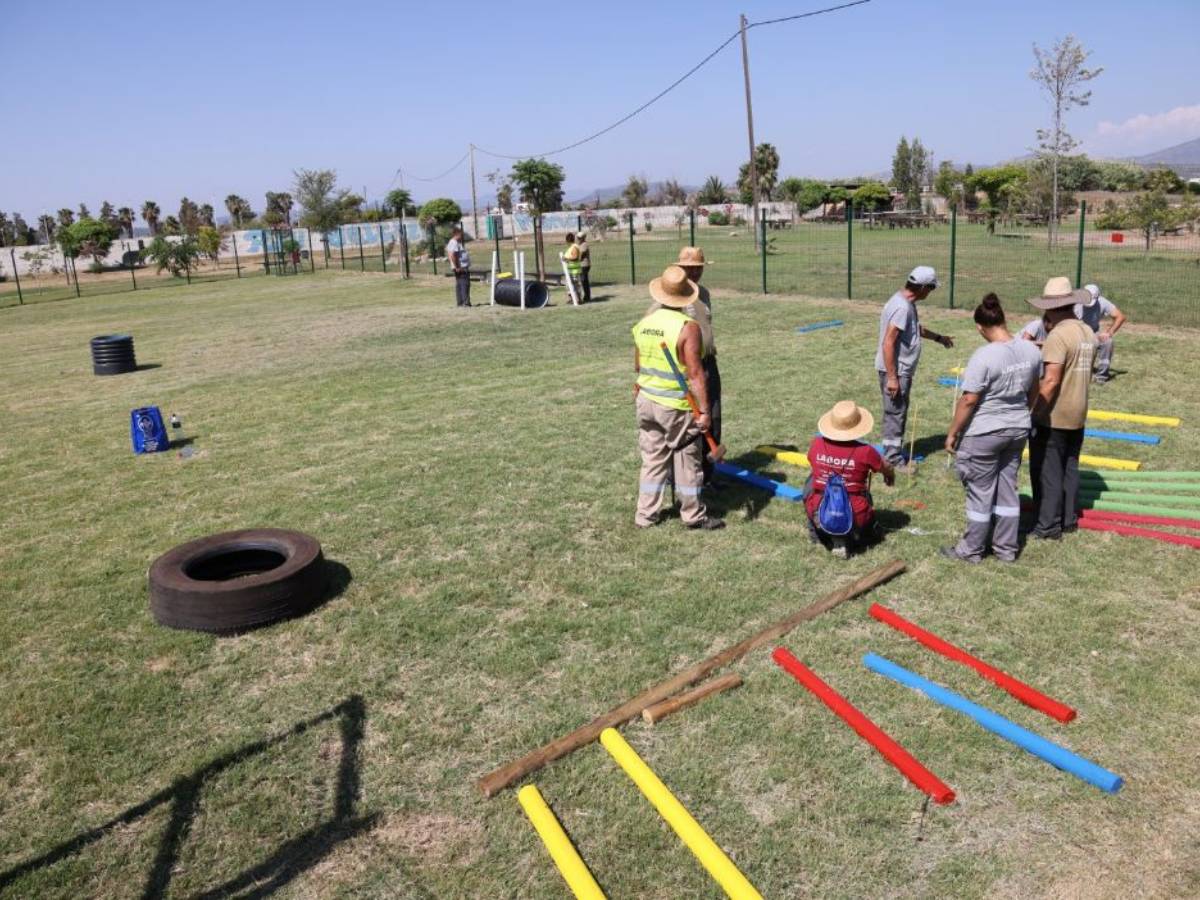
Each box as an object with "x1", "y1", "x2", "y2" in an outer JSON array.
[{"x1": 804, "y1": 437, "x2": 884, "y2": 528}]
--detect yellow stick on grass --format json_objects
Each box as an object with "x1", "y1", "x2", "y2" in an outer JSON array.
[
  {"x1": 1022, "y1": 449, "x2": 1142, "y2": 471},
  {"x1": 755, "y1": 444, "x2": 810, "y2": 468},
  {"x1": 1087, "y1": 410, "x2": 1181, "y2": 427},
  {"x1": 517, "y1": 785, "x2": 607, "y2": 900},
  {"x1": 599, "y1": 728, "x2": 762, "y2": 900}
]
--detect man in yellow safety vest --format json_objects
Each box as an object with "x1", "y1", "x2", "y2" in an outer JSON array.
[
  {"x1": 632, "y1": 265, "x2": 724, "y2": 530},
  {"x1": 563, "y1": 232, "x2": 583, "y2": 303}
]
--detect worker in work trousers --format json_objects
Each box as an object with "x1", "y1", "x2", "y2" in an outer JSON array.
[
  {"x1": 646, "y1": 246, "x2": 719, "y2": 487},
  {"x1": 632, "y1": 265, "x2": 724, "y2": 530},
  {"x1": 942, "y1": 294, "x2": 1041, "y2": 564},
  {"x1": 563, "y1": 232, "x2": 584, "y2": 304},
  {"x1": 576, "y1": 231, "x2": 592, "y2": 302},
  {"x1": 875, "y1": 265, "x2": 954, "y2": 465}
]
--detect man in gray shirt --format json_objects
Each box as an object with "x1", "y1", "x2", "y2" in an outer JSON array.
[
  {"x1": 446, "y1": 225, "x2": 471, "y2": 308},
  {"x1": 875, "y1": 265, "x2": 954, "y2": 465}
]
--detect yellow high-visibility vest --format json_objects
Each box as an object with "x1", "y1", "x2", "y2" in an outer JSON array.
[
  {"x1": 633, "y1": 308, "x2": 693, "y2": 411},
  {"x1": 564, "y1": 244, "x2": 582, "y2": 276}
]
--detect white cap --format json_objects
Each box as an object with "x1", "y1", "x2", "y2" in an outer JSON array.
[
  {"x1": 1084, "y1": 283, "x2": 1101, "y2": 306},
  {"x1": 907, "y1": 265, "x2": 938, "y2": 287}
]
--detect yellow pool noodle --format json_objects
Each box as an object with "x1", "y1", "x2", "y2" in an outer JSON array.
[
  {"x1": 1022, "y1": 449, "x2": 1141, "y2": 471},
  {"x1": 949, "y1": 366, "x2": 964, "y2": 375},
  {"x1": 599, "y1": 728, "x2": 762, "y2": 900},
  {"x1": 755, "y1": 444, "x2": 810, "y2": 468},
  {"x1": 1087, "y1": 409, "x2": 1180, "y2": 427},
  {"x1": 517, "y1": 785, "x2": 606, "y2": 899}
]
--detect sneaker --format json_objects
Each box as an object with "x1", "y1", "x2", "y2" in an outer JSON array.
[
  {"x1": 939, "y1": 545, "x2": 980, "y2": 564},
  {"x1": 831, "y1": 539, "x2": 849, "y2": 559},
  {"x1": 687, "y1": 516, "x2": 726, "y2": 531},
  {"x1": 1029, "y1": 530, "x2": 1061, "y2": 542}
]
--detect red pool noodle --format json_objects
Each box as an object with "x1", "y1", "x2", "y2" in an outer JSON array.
[
  {"x1": 1077, "y1": 518, "x2": 1200, "y2": 549},
  {"x1": 1081, "y1": 508, "x2": 1200, "y2": 530},
  {"x1": 868, "y1": 604, "x2": 1077, "y2": 723},
  {"x1": 771, "y1": 647, "x2": 955, "y2": 805}
]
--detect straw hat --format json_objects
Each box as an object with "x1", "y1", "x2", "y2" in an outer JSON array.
[
  {"x1": 818, "y1": 400, "x2": 875, "y2": 442},
  {"x1": 1028, "y1": 276, "x2": 1091, "y2": 310},
  {"x1": 649, "y1": 265, "x2": 700, "y2": 309},
  {"x1": 677, "y1": 246, "x2": 706, "y2": 268}
]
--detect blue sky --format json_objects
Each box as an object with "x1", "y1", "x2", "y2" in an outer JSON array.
[{"x1": 1, "y1": 0, "x2": 1197, "y2": 219}]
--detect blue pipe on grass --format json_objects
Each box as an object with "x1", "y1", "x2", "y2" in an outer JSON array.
[
  {"x1": 713, "y1": 462, "x2": 804, "y2": 501},
  {"x1": 862, "y1": 653, "x2": 1123, "y2": 794},
  {"x1": 1083, "y1": 428, "x2": 1160, "y2": 445},
  {"x1": 795, "y1": 320, "x2": 844, "y2": 334}
]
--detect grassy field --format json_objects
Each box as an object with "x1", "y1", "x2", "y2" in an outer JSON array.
[{"x1": 1, "y1": 271, "x2": 1199, "y2": 898}]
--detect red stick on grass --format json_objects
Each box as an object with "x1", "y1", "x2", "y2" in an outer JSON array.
[
  {"x1": 771, "y1": 647, "x2": 955, "y2": 804},
  {"x1": 1080, "y1": 508, "x2": 1200, "y2": 531},
  {"x1": 1077, "y1": 518, "x2": 1200, "y2": 549},
  {"x1": 868, "y1": 604, "x2": 1077, "y2": 723}
]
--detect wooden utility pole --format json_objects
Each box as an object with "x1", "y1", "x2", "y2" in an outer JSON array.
[
  {"x1": 739, "y1": 13, "x2": 759, "y2": 251},
  {"x1": 469, "y1": 144, "x2": 481, "y2": 239}
]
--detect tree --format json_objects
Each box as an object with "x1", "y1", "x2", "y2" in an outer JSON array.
[
  {"x1": 338, "y1": 193, "x2": 365, "y2": 222},
  {"x1": 852, "y1": 181, "x2": 893, "y2": 212},
  {"x1": 294, "y1": 168, "x2": 355, "y2": 234},
  {"x1": 196, "y1": 225, "x2": 224, "y2": 263},
  {"x1": 161, "y1": 215, "x2": 181, "y2": 235},
  {"x1": 1030, "y1": 35, "x2": 1102, "y2": 245},
  {"x1": 198, "y1": 204, "x2": 215, "y2": 228},
  {"x1": 966, "y1": 165, "x2": 1027, "y2": 209},
  {"x1": 658, "y1": 178, "x2": 688, "y2": 206},
  {"x1": 37, "y1": 214, "x2": 57, "y2": 244},
  {"x1": 891, "y1": 137, "x2": 913, "y2": 199},
  {"x1": 417, "y1": 198, "x2": 463, "y2": 227},
  {"x1": 142, "y1": 235, "x2": 201, "y2": 277},
  {"x1": 383, "y1": 188, "x2": 415, "y2": 218},
  {"x1": 509, "y1": 158, "x2": 566, "y2": 278},
  {"x1": 99, "y1": 201, "x2": 120, "y2": 235},
  {"x1": 11, "y1": 214, "x2": 35, "y2": 245},
  {"x1": 0, "y1": 212, "x2": 11, "y2": 247},
  {"x1": 57, "y1": 208, "x2": 75, "y2": 228},
  {"x1": 737, "y1": 142, "x2": 780, "y2": 203},
  {"x1": 78, "y1": 203, "x2": 91, "y2": 220},
  {"x1": 224, "y1": 194, "x2": 254, "y2": 228},
  {"x1": 776, "y1": 177, "x2": 828, "y2": 215},
  {"x1": 495, "y1": 182, "x2": 513, "y2": 213},
  {"x1": 696, "y1": 176, "x2": 728, "y2": 206},
  {"x1": 623, "y1": 175, "x2": 649, "y2": 208},
  {"x1": 60, "y1": 218, "x2": 118, "y2": 268},
  {"x1": 1124, "y1": 190, "x2": 1172, "y2": 250},
  {"x1": 117, "y1": 207, "x2": 135, "y2": 238},
  {"x1": 178, "y1": 197, "x2": 201, "y2": 235},
  {"x1": 934, "y1": 161, "x2": 966, "y2": 211},
  {"x1": 141, "y1": 201, "x2": 160, "y2": 235},
  {"x1": 1145, "y1": 168, "x2": 1184, "y2": 194},
  {"x1": 264, "y1": 192, "x2": 294, "y2": 227},
  {"x1": 891, "y1": 136, "x2": 929, "y2": 209},
  {"x1": 1095, "y1": 160, "x2": 1146, "y2": 192}
]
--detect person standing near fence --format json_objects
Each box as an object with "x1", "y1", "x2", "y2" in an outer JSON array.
[
  {"x1": 941, "y1": 294, "x2": 1042, "y2": 564},
  {"x1": 576, "y1": 230, "x2": 592, "y2": 302},
  {"x1": 632, "y1": 265, "x2": 723, "y2": 530},
  {"x1": 563, "y1": 232, "x2": 584, "y2": 303},
  {"x1": 1078, "y1": 283, "x2": 1126, "y2": 384},
  {"x1": 446, "y1": 225, "x2": 471, "y2": 308},
  {"x1": 1027, "y1": 277, "x2": 1097, "y2": 541},
  {"x1": 875, "y1": 266, "x2": 954, "y2": 466}
]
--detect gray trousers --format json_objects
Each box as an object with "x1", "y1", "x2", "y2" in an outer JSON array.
[
  {"x1": 953, "y1": 428, "x2": 1027, "y2": 561},
  {"x1": 1094, "y1": 336, "x2": 1114, "y2": 381},
  {"x1": 454, "y1": 270, "x2": 471, "y2": 306},
  {"x1": 877, "y1": 371, "x2": 913, "y2": 464}
]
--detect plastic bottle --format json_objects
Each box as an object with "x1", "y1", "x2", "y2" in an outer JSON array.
[{"x1": 169, "y1": 413, "x2": 183, "y2": 446}]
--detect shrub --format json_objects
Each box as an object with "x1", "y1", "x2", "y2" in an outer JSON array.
[
  {"x1": 418, "y1": 198, "x2": 463, "y2": 227},
  {"x1": 1093, "y1": 199, "x2": 1128, "y2": 230},
  {"x1": 707, "y1": 211, "x2": 729, "y2": 226},
  {"x1": 142, "y1": 236, "x2": 201, "y2": 277}
]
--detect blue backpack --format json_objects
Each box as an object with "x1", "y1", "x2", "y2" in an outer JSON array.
[{"x1": 817, "y1": 471, "x2": 854, "y2": 536}]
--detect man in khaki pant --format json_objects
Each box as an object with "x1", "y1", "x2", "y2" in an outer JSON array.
[{"x1": 632, "y1": 265, "x2": 724, "y2": 530}]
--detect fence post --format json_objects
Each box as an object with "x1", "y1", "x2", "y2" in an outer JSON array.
[
  {"x1": 232, "y1": 235, "x2": 241, "y2": 277},
  {"x1": 290, "y1": 228, "x2": 298, "y2": 274},
  {"x1": 402, "y1": 225, "x2": 410, "y2": 278},
  {"x1": 760, "y1": 216, "x2": 768, "y2": 294},
  {"x1": 1075, "y1": 200, "x2": 1087, "y2": 288},
  {"x1": 576, "y1": 214, "x2": 582, "y2": 232},
  {"x1": 492, "y1": 214, "x2": 500, "y2": 262},
  {"x1": 379, "y1": 224, "x2": 387, "y2": 272},
  {"x1": 431, "y1": 226, "x2": 438, "y2": 276},
  {"x1": 357, "y1": 227, "x2": 365, "y2": 271},
  {"x1": 338, "y1": 227, "x2": 346, "y2": 269},
  {"x1": 262, "y1": 229, "x2": 270, "y2": 273},
  {"x1": 846, "y1": 200, "x2": 853, "y2": 300},
  {"x1": 948, "y1": 206, "x2": 957, "y2": 309},
  {"x1": 689, "y1": 208, "x2": 696, "y2": 246},
  {"x1": 628, "y1": 212, "x2": 636, "y2": 285},
  {"x1": 307, "y1": 230, "x2": 315, "y2": 273},
  {"x1": 128, "y1": 242, "x2": 137, "y2": 290},
  {"x1": 185, "y1": 257, "x2": 191, "y2": 285},
  {"x1": 10, "y1": 249, "x2": 23, "y2": 304}
]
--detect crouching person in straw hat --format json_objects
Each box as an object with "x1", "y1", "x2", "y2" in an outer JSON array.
[
  {"x1": 632, "y1": 265, "x2": 724, "y2": 530},
  {"x1": 803, "y1": 400, "x2": 895, "y2": 558},
  {"x1": 1027, "y1": 277, "x2": 1098, "y2": 541},
  {"x1": 646, "y1": 246, "x2": 721, "y2": 489},
  {"x1": 942, "y1": 293, "x2": 1042, "y2": 564}
]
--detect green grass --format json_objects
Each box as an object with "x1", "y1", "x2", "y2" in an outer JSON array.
[{"x1": 2, "y1": 271, "x2": 1200, "y2": 898}]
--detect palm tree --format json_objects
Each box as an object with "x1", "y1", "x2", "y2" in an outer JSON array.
[
  {"x1": 117, "y1": 207, "x2": 135, "y2": 238},
  {"x1": 57, "y1": 208, "x2": 75, "y2": 228},
  {"x1": 142, "y1": 201, "x2": 161, "y2": 235},
  {"x1": 660, "y1": 179, "x2": 688, "y2": 206},
  {"x1": 78, "y1": 203, "x2": 91, "y2": 220},
  {"x1": 38, "y1": 214, "x2": 57, "y2": 243},
  {"x1": 198, "y1": 203, "x2": 215, "y2": 228},
  {"x1": 225, "y1": 194, "x2": 249, "y2": 227},
  {"x1": 697, "y1": 176, "x2": 728, "y2": 206}
]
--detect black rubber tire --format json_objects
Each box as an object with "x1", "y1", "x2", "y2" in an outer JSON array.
[{"x1": 148, "y1": 529, "x2": 326, "y2": 633}]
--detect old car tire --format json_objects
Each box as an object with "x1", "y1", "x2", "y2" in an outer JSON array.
[{"x1": 148, "y1": 529, "x2": 326, "y2": 633}]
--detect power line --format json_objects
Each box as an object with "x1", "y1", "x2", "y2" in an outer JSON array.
[
  {"x1": 473, "y1": 0, "x2": 871, "y2": 162},
  {"x1": 394, "y1": 150, "x2": 471, "y2": 185}
]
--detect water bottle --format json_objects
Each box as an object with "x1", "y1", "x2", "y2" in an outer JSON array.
[{"x1": 169, "y1": 412, "x2": 183, "y2": 446}]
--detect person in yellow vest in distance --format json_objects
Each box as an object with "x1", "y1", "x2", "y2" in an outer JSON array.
[
  {"x1": 576, "y1": 230, "x2": 591, "y2": 302},
  {"x1": 632, "y1": 265, "x2": 724, "y2": 530},
  {"x1": 563, "y1": 232, "x2": 584, "y2": 304}
]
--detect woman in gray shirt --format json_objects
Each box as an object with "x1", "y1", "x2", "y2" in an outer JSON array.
[{"x1": 942, "y1": 293, "x2": 1043, "y2": 563}]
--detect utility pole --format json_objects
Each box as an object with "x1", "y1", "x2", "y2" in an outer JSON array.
[
  {"x1": 739, "y1": 14, "x2": 759, "y2": 251},
  {"x1": 469, "y1": 143, "x2": 481, "y2": 239}
]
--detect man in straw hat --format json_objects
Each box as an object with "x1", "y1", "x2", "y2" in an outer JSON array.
[
  {"x1": 1027, "y1": 276, "x2": 1098, "y2": 541},
  {"x1": 631, "y1": 265, "x2": 724, "y2": 530},
  {"x1": 875, "y1": 265, "x2": 955, "y2": 467},
  {"x1": 648, "y1": 246, "x2": 721, "y2": 488},
  {"x1": 803, "y1": 400, "x2": 896, "y2": 558}
]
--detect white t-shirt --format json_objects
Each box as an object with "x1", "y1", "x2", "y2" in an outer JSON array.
[
  {"x1": 960, "y1": 338, "x2": 1043, "y2": 436},
  {"x1": 446, "y1": 237, "x2": 470, "y2": 270}
]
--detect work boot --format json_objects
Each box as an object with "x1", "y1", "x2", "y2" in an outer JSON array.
[{"x1": 687, "y1": 517, "x2": 726, "y2": 531}]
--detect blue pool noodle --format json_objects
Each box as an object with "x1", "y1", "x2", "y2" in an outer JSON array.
[
  {"x1": 1083, "y1": 428, "x2": 1160, "y2": 445},
  {"x1": 713, "y1": 461, "x2": 804, "y2": 501},
  {"x1": 795, "y1": 320, "x2": 844, "y2": 334},
  {"x1": 937, "y1": 377, "x2": 960, "y2": 388},
  {"x1": 862, "y1": 653, "x2": 1123, "y2": 794},
  {"x1": 870, "y1": 444, "x2": 925, "y2": 464}
]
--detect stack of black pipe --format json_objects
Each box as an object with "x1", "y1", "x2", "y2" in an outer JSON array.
[{"x1": 91, "y1": 334, "x2": 137, "y2": 375}]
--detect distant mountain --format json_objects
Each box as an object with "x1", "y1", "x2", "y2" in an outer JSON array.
[
  {"x1": 1132, "y1": 137, "x2": 1200, "y2": 178},
  {"x1": 566, "y1": 181, "x2": 699, "y2": 206}
]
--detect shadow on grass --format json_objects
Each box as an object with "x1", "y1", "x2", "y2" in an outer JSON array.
[{"x1": 0, "y1": 696, "x2": 380, "y2": 899}]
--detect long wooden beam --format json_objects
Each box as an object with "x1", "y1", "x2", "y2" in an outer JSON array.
[{"x1": 476, "y1": 559, "x2": 907, "y2": 797}]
